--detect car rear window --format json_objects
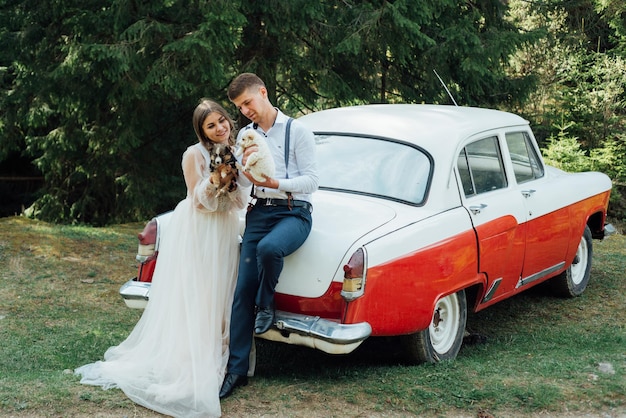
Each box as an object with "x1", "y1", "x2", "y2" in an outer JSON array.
[{"x1": 315, "y1": 134, "x2": 432, "y2": 204}]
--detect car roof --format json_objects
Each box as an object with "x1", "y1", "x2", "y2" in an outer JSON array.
[{"x1": 298, "y1": 104, "x2": 529, "y2": 147}]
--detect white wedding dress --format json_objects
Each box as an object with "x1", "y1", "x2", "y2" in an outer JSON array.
[{"x1": 76, "y1": 143, "x2": 249, "y2": 418}]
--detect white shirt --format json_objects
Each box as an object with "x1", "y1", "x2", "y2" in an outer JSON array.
[{"x1": 236, "y1": 109, "x2": 318, "y2": 202}]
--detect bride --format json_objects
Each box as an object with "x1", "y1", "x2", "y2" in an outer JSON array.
[{"x1": 75, "y1": 99, "x2": 249, "y2": 417}]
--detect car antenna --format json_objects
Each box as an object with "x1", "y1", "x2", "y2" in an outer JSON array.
[{"x1": 433, "y1": 69, "x2": 458, "y2": 106}]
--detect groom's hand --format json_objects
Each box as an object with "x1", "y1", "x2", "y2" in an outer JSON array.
[
  {"x1": 250, "y1": 175, "x2": 277, "y2": 189},
  {"x1": 241, "y1": 145, "x2": 259, "y2": 165}
]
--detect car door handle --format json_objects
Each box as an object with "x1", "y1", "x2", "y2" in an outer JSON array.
[
  {"x1": 469, "y1": 204, "x2": 487, "y2": 215},
  {"x1": 521, "y1": 189, "x2": 536, "y2": 198}
]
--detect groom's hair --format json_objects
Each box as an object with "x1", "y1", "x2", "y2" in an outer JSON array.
[{"x1": 228, "y1": 73, "x2": 266, "y2": 101}]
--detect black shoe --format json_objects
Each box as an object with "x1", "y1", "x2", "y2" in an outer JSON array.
[
  {"x1": 219, "y1": 373, "x2": 248, "y2": 399},
  {"x1": 254, "y1": 307, "x2": 275, "y2": 334}
]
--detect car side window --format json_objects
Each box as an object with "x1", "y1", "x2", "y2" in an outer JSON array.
[
  {"x1": 457, "y1": 136, "x2": 507, "y2": 197},
  {"x1": 505, "y1": 131, "x2": 545, "y2": 183}
]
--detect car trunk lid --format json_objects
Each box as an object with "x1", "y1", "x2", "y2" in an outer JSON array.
[{"x1": 275, "y1": 192, "x2": 396, "y2": 298}]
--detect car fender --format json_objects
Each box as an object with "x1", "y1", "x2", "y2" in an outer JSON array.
[{"x1": 343, "y1": 206, "x2": 483, "y2": 335}]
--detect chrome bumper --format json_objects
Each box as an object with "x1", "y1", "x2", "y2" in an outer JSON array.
[
  {"x1": 603, "y1": 223, "x2": 616, "y2": 238},
  {"x1": 258, "y1": 310, "x2": 372, "y2": 355},
  {"x1": 119, "y1": 278, "x2": 150, "y2": 309},
  {"x1": 119, "y1": 280, "x2": 372, "y2": 354}
]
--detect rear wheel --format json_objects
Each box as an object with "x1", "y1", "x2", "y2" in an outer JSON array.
[
  {"x1": 549, "y1": 226, "x2": 593, "y2": 297},
  {"x1": 401, "y1": 290, "x2": 467, "y2": 364}
]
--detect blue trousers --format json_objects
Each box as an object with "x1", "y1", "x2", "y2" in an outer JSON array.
[{"x1": 227, "y1": 204, "x2": 312, "y2": 376}]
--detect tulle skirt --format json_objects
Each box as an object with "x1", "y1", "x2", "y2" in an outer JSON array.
[{"x1": 76, "y1": 197, "x2": 240, "y2": 418}]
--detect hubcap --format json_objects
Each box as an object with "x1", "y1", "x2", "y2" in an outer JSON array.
[{"x1": 429, "y1": 293, "x2": 460, "y2": 354}]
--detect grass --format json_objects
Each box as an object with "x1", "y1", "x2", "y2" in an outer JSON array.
[{"x1": 0, "y1": 215, "x2": 624, "y2": 417}]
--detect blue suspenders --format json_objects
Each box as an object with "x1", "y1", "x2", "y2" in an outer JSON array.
[{"x1": 284, "y1": 117, "x2": 293, "y2": 179}]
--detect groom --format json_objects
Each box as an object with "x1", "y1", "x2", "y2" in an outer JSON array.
[{"x1": 219, "y1": 73, "x2": 318, "y2": 399}]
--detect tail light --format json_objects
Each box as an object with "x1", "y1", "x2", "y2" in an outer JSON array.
[
  {"x1": 341, "y1": 247, "x2": 367, "y2": 301},
  {"x1": 137, "y1": 219, "x2": 157, "y2": 262},
  {"x1": 136, "y1": 219, "x2": 159, "y2": 283}
]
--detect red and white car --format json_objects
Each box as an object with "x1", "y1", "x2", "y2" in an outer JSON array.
[{"x1": 121, "y1": 104, "x2": 613, "y2": 363}]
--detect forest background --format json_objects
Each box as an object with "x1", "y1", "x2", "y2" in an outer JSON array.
[{"x1": 0, "y1": 0, "x2": 624, "y2": 226}]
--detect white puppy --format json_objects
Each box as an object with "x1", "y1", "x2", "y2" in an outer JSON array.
[{"x1": 235, "y1": 129, "x2": 276, "y2": 182}]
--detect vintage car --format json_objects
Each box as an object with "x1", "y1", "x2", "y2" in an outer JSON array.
[{"x1": 120, "y1": 104, "x2": 613, "y2": 363}]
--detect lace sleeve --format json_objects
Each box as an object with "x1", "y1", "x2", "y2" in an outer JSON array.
[
  {"x1": 182, "y1": 146, "x2": 220, "y2": 212},
  {"x1": 230, "y1": 179, "x2": 251, "y2": 210}
]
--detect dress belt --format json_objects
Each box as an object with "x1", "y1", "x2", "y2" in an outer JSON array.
[{"x1": 255, "y1": 198, "x2": 312, "y2": 211}]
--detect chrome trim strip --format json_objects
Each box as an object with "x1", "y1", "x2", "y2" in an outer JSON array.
[
  {"x1": 482, "y1": 278, "x2": 502, "y2": 303},
  {"x1": 516, "y1": 262, "x2": 565, "y2": 288}
]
